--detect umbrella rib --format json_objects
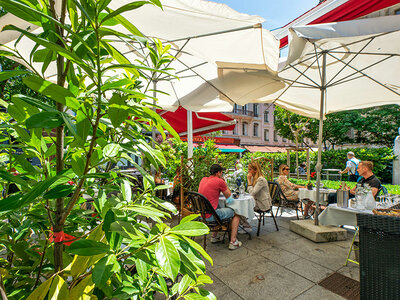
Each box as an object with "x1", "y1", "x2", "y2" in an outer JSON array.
[
  {"x1": 328, "y1": 55, "x2": 394, "y2": 87},
  {"x1": 264, "y1": 55, "x2": 323, "y2": 113},
  {"x1": 194, "y1": 112, "x2": 236, "y2": 125},
  {"x1": 329, "y1": 51, "x2": 400, "y2": 57},
  {"x1": 174, "y1": 56, "x2": 235, "y2": 104},
  {"x1": 313, "y1": 43, "x2": 323, "y2": 83},
  {"x1": 326, "y1": 51, "x2": 400, "y2": 97},
  {"x1": 325, "y1": 37, "x2": 374, "y2": 87}
]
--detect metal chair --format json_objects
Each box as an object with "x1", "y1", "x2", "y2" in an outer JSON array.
[
  {"x1": 186, "y1": 191, "x2": 233, "y2": 248},
  {"x1": 254, "y1": 181, "x2": 279, "y2": 236},
  {"x1": 274, "y1": 181, "x2": 300, "y2": 220}
]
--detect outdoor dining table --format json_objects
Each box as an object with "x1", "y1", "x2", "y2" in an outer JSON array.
[
  {"x1": 298, "y1": 187, "x2": 336, "y2": 205},
  {"x1": 218, "y1": 193, "x2": 256, "y2": 220},
  {"x1": 318, "y1": 204, "x2": 373, "y2": 227}
]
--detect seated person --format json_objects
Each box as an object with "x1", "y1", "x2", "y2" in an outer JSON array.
[
  {"x1": 277, "y1": 164, "x2": 311, "y2": 218},
  {"x1": 298, "y1": 162, "x2": 306, "y2": 175},
  {"x1": 247, "y1": 161, "x2": 272, "y2": 212},
  {"x1": 328, "y1": 160, "x2": 381, "y2": 204},
  {"x1": 198, "y1": 164, "x2": 242, "y2": 250}
]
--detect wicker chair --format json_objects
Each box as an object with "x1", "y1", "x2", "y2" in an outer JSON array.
[
  {"x1": 186, "y1": 191, "x2": 232, "y2": 249},
  {"x1": 274, "y1": 181, "x2": 300, "y2": 220},
  {"x1": 254, "y1": 182, "x2": 280, "y2": 236}
]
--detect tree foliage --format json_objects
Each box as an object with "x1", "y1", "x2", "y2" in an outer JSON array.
[
  {"x1": 274, "y1": 105, "x2": 400, "y2": 148},
  {"x1": 0, "y1": 1, "x2": 215, "y2": 299}
]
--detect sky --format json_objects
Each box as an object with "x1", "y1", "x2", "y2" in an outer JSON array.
[{"x1": 211, "y1": 0, "x2": 319, "y2": 30}]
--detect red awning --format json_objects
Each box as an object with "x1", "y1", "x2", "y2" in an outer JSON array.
[
  {"x1": 278, "y1": 0, "x2": 399, "y2": 48},
  {"x1": 157, "y1": 106, "x2": 236, "y2": 137}
]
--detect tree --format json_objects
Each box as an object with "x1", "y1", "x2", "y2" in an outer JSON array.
[
  {"x1": 0, "y1": 1, "x2": 214, "y2": 299},
  {"x1": 273, "y1": 106, "x2": 310, "y2": 176}
]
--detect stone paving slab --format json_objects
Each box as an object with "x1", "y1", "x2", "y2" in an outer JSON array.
[
  {"x1": 212, "y1": 255, "x2": 314, "y2": 300},
  {"x1": 202, "y1": 213, "x2": 359, "y2": 300}
]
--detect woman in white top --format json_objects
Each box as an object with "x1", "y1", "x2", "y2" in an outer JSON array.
[{"x1": 247, "y1": 161, "x2": 272, "y2": 211}]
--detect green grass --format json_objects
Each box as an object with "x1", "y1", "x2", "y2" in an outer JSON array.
[{"x1": 287, "y1": 178, "x2": 400, "y2": 194}]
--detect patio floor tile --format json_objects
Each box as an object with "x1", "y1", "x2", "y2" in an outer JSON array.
[
  {"x1": 285, "y1": 258, "x2": 334, "y2": 283},
  {"x1": 212, "y1": 255, "x2": 314, "y2": 300},
  {"x1": 259, "y1": 245, "x2": 300, "y2": 266},
  {"x1": 294, "y1": 285, "x2": 346, "y2": 299}
]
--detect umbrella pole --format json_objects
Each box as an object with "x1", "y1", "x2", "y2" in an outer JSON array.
[
  {"x1": 187, "y1": 110, "x2": 193, "y2": 159},
  {"x1": 314, "y1": 52, "x2": 327, "y2": 226}
]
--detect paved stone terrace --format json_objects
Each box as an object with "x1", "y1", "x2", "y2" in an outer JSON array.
[{"x1": 202, "y1": 209, "x2": 359, "y2": 300}]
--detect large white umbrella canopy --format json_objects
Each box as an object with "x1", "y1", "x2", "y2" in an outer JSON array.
[
  {"x1": 0, "y1": 0, "x2": 280, "y2": 112},
  {"x1": 259, "y1": 15, "x2": 400, "y2": 224}
]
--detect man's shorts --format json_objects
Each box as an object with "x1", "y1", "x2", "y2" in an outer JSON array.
[{"x1": 206, "y1": 207, "x2": 234, "y2": 222}]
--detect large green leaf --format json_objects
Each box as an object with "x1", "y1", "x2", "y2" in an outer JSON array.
[
  {"x1": 104, "y1": 7, "x2": 145, "y2": 37},
  {"x1": 12, "y1": 94, "x2": 57, "y2": 113},
  {"x1": 48, "y1": 275, "x2": 69, "y2": 300},
  {"x1": 69, "y1": 274, "x2": 95, "y2": 300},
  {"x1": 170, "y1": 221, "x2": 209, "y2": 237},
  {"x1": 0, "y1": 70, "x2": 30, "y2": 82},
  {"x1": 75, "y1": 109, "x2": 91, "y2": 145},
  {"x1": 43, "y1": 184, "x2": 74, "y2": 199},
  {"x1": 108, "y1": 93, "x2": 129, "y2": 128},
  {"x1": 25, "y1": 111, "x2": 64, "y2": 129},
  {"x1": 155, "y1": 237, "x2": 180, "y2": 279},
  {"x1": 0, "y1": 170, "x2": 29, "y2": 188},
  {"x1": 68, "y1": 239, "x2": 110, "y2": 256},
  {"x1": 103, "y1": 143, "x2": 120, "y2": 158},
  {"x1": 0, "y1": 0, "x2": 42, "y2": 25},
  {"x1": 182, "y1": 236, "x2": 213, "y2": 265},
  {"x1": 23, "y1": 76, "x2": 80, "y2": 110},
  {"x1": 101, "y1": 1, "x2": 148, "y2": 24},
  {"x1": 3, "y1": 25, "x2": 94, "y2": 77},
  {"x1": 0, "y1": 172, "x2": 65, "y2": 212},
  {"x1": 92, "y1": 254, "x2": 120, "y2": 288},
  {"x1": 26, "y1": 276, "x2": 53, "y2": 300}
]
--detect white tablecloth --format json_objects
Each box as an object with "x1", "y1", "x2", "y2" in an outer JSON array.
[
  {"x1": 298, "y1": 188, "x2": 336, "y2": 204},
  {"x1": 219, "y1": 194, "x2": 255, "y2": 220},
  {"x1": 318, "y1": 204, "x2": 373, "y2": 226}
]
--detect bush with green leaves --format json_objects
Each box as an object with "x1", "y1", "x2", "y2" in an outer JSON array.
[
  {"x1": 241, "y1": 147, "x2": 394, "y2": 183},
  {"x1": 0, "y1": 1, "x2": 215, "y2": 299}
]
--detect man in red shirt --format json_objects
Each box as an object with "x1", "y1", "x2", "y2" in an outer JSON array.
[{"x1": 198, "y1": 164, "x2": 241, "y2": 250}]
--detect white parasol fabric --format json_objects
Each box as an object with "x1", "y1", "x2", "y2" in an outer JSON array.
[{"x1": 0, "y1": 0, "x2": 280, "y2": 112}]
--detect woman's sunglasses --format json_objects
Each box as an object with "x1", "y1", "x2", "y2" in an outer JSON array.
[{"x1": 284, "y1": 168, "x2": 290, "y2": 171}]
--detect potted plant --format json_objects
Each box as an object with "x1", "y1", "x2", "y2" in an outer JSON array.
[{"x1": 307, "y1": 181, "x2": 314, "y2": 190}]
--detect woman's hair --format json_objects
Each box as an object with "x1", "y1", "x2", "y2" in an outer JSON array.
[
  {"x1": 279, "y1": 164, "x2": 289, "y2": 175},
  {"x1": 248, "y1": 161, "x2": 264, "y2": 181}
]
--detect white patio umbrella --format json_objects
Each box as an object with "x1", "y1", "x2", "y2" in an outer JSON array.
[
  {"x1": 255, "y1": 15, "x2": 400, "y2": 224},
  {"x1": 0, "y1": 0, "x2": 280, "y2": 158}
]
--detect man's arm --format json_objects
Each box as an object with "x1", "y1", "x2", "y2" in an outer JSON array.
[
  {"x1": 222, "y1": 188, "x2": 231, "y2": 199},
  {"x1": 371, "y1": 187, "x2": 379, "y2": 198},
  {"x1": 339, "y1": 167, "x2": 350, "y2": 174}
]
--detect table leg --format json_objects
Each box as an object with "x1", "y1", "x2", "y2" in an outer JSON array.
[{"x1": 344, "y1": 227, "x2": 359, "y2": 266}]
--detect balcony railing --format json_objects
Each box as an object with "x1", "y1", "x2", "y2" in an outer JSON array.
[{"x1": 232, "y1": 108, "x2": 258, "y2": 117}]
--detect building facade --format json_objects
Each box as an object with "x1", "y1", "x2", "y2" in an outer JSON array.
[{"x1": 221, "y1": 103, "x2": 294, "y2": 147}]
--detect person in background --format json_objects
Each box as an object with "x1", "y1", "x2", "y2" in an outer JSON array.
[
  {"x1": 298, "y1": 162, "x2": 306, "y2": 175},
  {"x1": 247, "y1": 161, "x2": 272, "y2": 212},
  {"x1": 198, "y1": 164, "x2": 242, "y2": 250},
  {"x1": 277, "y1": 164, "x2": 312, "y2": 218},
  {"x1": 339, "y1": 151, "x2": 360, "y2": 182},
  {"x1": 349, "y1": 161, "x2": 381, "y2": 198}
]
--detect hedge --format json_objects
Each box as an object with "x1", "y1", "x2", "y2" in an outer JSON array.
[{"x1": 241, "y1": 147, "x2": 394, "y2": 184}]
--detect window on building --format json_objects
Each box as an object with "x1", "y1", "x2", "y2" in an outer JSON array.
[
  {"x1": 395, "y1": 8, "x2": 400, "y2": 15},
  {"x1": 242, "y1": 122, "x2": 248, "y2": 136},
  {"x1": 273, "y1": 131, "x2": 278, "y2": 142},
  {"x1": 243, "y1": 104, "x2": 248, "y2": 113},
  {"x1": 264, "y1": 129, "x2": 269, "y2": 141},
  {"x1": 264, "y1": 111, "x2": 269, "y2": 123},
  {"x1": 253, "y1": 104, "x2": 259, "y2": 117},
  {"x1": 253, "y1": 123, "x2": 259, "y2": 137},
  {"x1": 232, "y1": 124, "x2": 237, "y2": 135}
]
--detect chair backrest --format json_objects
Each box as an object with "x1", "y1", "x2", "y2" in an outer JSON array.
[
  {"x1": 186, "y1": 191, "x2": 223, "y2": 225},
  {"x1": 272, "y1": 180, "x2": 290, "y2": 202},
  {"x1": 378, "y1": 185, "x2": 388, "y2": 196},
  {"x1": 268, "y1": 181, "x2": 281, "y2": 204},
  {"x1": 254, "y1": 157, "x2": 274, "y2": 181}
]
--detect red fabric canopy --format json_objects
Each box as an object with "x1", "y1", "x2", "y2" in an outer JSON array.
[
  {"x1": 279, "y1": 0, "x2": 400, "y2": 48},
  {"x1": 157, "y1": 106, "x2": 235, "y2": 137}
]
